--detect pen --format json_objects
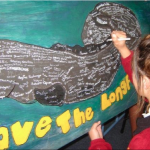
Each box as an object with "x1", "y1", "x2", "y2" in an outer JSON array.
[{"x1": 107, "y1": 38, "x2": 131, "y2": 41}]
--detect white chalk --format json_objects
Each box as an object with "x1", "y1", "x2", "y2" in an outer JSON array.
[{"x1": 107, "y1": 38, "x2": 131, "y2": 41}]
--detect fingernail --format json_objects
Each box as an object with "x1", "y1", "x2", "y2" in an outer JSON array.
[
  {"x1": 98, "y1": 121, "x2": 101, "y2": 124},
  {"x1": 112, "y1": 34, "x2": 116, "y2": 37}
]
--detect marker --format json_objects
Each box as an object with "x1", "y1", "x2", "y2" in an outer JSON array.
[{"x1": 107, "y1": 38, "x2": 131, "y2": 41}]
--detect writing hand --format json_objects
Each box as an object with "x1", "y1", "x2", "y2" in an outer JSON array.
[{"x1": 111, "y1": 31, "x2": 131, "y2": 58}]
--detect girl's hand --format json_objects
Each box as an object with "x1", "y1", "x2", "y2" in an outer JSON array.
[
  {"x1": 111, "y1": 31, "x2": 127, "y2": 50},
  {"x1": 111, "y1": 31, "x2": 131, "y2": 58},
  {"x1": 89, "y1": 121, "x2": 103, "y2": 140}
]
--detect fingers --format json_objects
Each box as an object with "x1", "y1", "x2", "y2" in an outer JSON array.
[
  {"x1": 111, "y1": 33, "x2": 117, "y2": 41},
  {"x1": 90, "y1": 121, "x2": 101, "y2": 131},
  {"x1": 96, "y1": 123, "x2": 103, "y2": 139},
  {"x1": 93, "y1": 121, "x2": 101, "y2": 128},
  {"x1": 111, "y1": 31, "x2": 127, "y2": 40},
  {"x1": 112, "y1": 30, "x2": 126, "y2": 36},
  {"x1": 111, "y1": 30, "x2": 127, "y2": 52}
]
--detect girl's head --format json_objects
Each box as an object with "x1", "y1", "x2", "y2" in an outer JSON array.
[{"x1": 132, "y1": 34, "x2": 150, "y2": 111}]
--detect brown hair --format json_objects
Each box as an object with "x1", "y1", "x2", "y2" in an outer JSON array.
[{"x1": 132, "y1": 34, "x2": 150, "y2": 113}]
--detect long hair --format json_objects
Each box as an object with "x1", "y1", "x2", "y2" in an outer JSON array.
[{"x1": 132, "y1": 35, "x2": 150, "y2": 113}]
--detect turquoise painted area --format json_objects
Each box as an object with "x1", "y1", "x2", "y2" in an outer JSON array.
[
  {"x1": 0, "y1": 1, "x2": 149, "y2": 149},
  {"x1": 0, "y1": 1, "x2": 98, "y2": 47}
]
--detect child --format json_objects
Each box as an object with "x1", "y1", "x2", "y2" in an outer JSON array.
[{"x1": 88, "y1": 31, "x2": 150, "y2": 149}]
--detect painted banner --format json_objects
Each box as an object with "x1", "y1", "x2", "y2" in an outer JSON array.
[{"x1": 0, "y1": 1, "x2": 150, "y2": 149}]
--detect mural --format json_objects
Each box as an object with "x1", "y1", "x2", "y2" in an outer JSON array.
[
  {"x1": 0, "y1": 2, "x2": 141, "y2": 106},
  {"x1": 0, "y1": 1, "x2": 150, "y2": 150}
]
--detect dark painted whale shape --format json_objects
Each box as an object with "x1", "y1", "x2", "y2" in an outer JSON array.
[
  {"x1": 0, "y1": 39, "x2": 118, "y2": 105},
  {"x1": 0, "y1": 2, "x2": 141, "y2": 106}
]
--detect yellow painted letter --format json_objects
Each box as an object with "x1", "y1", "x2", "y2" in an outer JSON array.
[
  {"x1": 115, "y1": 87, "x2": 123, "y2": 101},
  {"x1": 85, "y1": 107, "x2": 94, "y2": 121},
  {"x1": 35, "y1": 116, "x2": 52, "y2": 138},
  {"x1": 125, "y1": 75, "x2": 130, "y2": 90},
  {"x1": 109, "y1": 92, "x2": 116, "y2": 103},
  {"x1": 101, "y1": 93, "x2": 111, "y2": 110},
  {"x1": 10, "y1": 121, "x2": 33, "y2": 146},
  {"x1": 56, "y1": 110, "x2": 71, "y2": 134},
  {"x1": 73, "y1": 108, "x2": 86, "y2": 128},
  {"x1": 121, "y1": 80, "x2": 127, "y2": 95},
  {"x1": 0, "y1": 127, "x2": 9, "y2": 150}
]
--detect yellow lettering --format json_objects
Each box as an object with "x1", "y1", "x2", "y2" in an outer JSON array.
[
  {"x1": 35, "y1": 116, "x2": 52, "y2": 138},
  {"x1": 101, "y1": 75, "x2": 131, "y2": 110},
  {"x1": 125, "y1": 75, "x2": 130, "y2": 90},
  {"x1": 56, "y1": 110, "x2": 71, "y2": 134},
  {"x1": 0, "y1": 127, "x2": 9, "y2": 150},
  {"x1": 121, "y1": 80, "x2": 127, "y2": 95},
  {"x1": 109, "y1": 92, "x2": 116, "y2": 103},
  {"x1": 10, "y1": 121, "x2": 33, "y2": 146},
  {"x1": 85, "y1": 107, "x2": 94, "y2": 121},
  {"x1": 74, "y1": 108, "x2": 86, "y2": 128},
  {"x1": 101, "y1": 93, "x2": 111, "y2": 110},
  {"x1": 115, "y1": 87, "x2": 123, "y2": 101}
]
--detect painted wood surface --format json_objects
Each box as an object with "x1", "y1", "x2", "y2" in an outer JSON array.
[{"x1": 0, "y1": 1, "x2": 150, "y2": 149}]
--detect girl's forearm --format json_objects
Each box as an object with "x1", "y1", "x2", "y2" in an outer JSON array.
[{"x1": 118, "y1": 45, "x2": 131, "y2": 58}]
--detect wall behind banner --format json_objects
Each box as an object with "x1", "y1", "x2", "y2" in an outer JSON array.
[{"x1": 0, "y1": 1, "x2": 150, "y2": 149}]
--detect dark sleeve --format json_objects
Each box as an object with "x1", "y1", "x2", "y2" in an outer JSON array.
[
  {"x1": 121, "y1": 50, "x2": 134, "y2": 83},
  {"x1": 89, "y1": 139, "x2": 112, "y2": 150}
]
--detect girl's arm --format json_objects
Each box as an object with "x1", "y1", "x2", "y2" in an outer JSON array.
[{"x1": 111, "y1": 31, "x2": 133, "y2": 83}]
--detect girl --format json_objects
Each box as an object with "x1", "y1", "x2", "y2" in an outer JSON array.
[{"x1": 88, "y1": 31, "x2": 150, "y2": 149}]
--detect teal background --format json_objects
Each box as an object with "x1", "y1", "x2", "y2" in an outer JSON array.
[{"x1": 0, "y1": 1, "x2": 150, "y2": 149}]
